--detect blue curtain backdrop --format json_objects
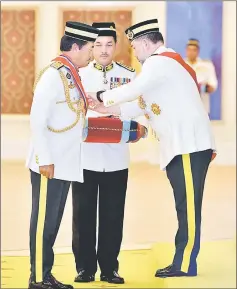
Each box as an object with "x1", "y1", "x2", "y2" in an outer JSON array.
[{"x1": 166, "y1": 1, "x2": 223, "y2": 120}]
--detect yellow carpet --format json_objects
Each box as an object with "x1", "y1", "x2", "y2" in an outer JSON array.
[
  {"x1": 153, "y1": 239, "x2": 236, "y2": 288},
  {"x1": 1, "y1": 239, "x2": 236, "y2": 288}
]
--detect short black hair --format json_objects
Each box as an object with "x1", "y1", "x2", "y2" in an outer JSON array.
[
  {"x1": 186, "y1": 38, "x2": 200, "y2": 49},
  {"x1": 112, "y1": 35, "x2": 117, "y2": 43},
  {"x1": 60, "y1": 35, "x2": 88, "y2": 51},
  {"x1": 139, "y1": 32, "x2": 164, "y2": 44},
  {"x1": 96, "y1": 35, "x2": 117, "y2": 43}
]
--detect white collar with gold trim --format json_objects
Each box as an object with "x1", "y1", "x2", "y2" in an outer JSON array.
[{"x1": 92, "y1": 60, "x2": 114, "y2": 72}]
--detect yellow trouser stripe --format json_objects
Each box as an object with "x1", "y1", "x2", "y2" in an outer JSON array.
[
  {"x1": 181, "y1": 154, "x2": 196, "y2": 273},
  {"x1": 35, "y1": 176, "x2": 48, "y2": 282}
]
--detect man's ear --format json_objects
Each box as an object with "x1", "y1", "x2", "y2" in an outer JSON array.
[
  {"x1": 142, "y1": 38, "x2": 149, "y2": 48},
  {"x1": 72, "y1": 43, "x2": 80, "y2": 51}
]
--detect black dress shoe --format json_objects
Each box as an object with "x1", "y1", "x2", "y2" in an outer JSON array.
[
  {"x1": 29, "y1": 281, "x2": 53, "y2": 289},
  {"x1": 100, "y1": 271, "x2": 125, "y2": 284},
  {"x1": 29, "y1": 274, "x2": 74, "y2": 289},
  {"x1": 74, "y1": 270, "x2": 95, "y2": 283},
  {"x1": 155, "y1": 264, "x2": 197, "y2": 278}
]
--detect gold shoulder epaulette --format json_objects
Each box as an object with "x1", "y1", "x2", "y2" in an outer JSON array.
[
  {"x1": 33, "y1": 61, "x2": 62, "y2": 92},
  {"x1": 33, "y1": 61, "x2": 64, "y2": 92},
  {"x1": 50, "y1": 61, "x2": 64, "y2": 70},
  {"x1": 116, "y1": 61, "x2": 135, "y2": 72}
]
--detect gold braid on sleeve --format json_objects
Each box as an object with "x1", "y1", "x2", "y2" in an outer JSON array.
[
  {"x1": 33, "y1": 64, "x2": 85, "y2": 134},
  {"x1": 33, "y1": 65, "x2": 51, "y2": 92}
]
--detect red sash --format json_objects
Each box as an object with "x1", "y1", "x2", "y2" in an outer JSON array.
[
  {"x1": 154, "y1": 52, "x2": 217, "y2": 161},
  {"x1": 156, "y1": 52, "x2": 200, "y2": 93},
  {"x1": 52, "y1": 55, "x2": 88, "y2": 113}
]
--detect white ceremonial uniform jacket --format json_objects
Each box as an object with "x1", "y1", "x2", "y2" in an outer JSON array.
[
  {"x1": 102, "y1": 46, "x2": 216, "y2": 171},
  {"x1": 185, "y1": 57, "x2": 218, "y2": 113},
  {"x1": 26, "y1": 62, "x2": 85, "y2": 182},
  {"x1": 79, "y1": 60, "x2": 148, "y2": 172}
]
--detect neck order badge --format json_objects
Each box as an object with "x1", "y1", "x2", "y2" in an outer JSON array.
[{"x1": 52, "y1": 55, "x2": 88, "y2": 114}]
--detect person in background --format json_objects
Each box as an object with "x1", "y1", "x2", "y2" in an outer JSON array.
[{"x1": 185, "y1": 38, "x2": 218, "y2": 115}]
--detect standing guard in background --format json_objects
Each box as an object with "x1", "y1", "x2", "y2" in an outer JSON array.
[{"x1": 185, "y1": 38, "x2": 218, "y2": 115}]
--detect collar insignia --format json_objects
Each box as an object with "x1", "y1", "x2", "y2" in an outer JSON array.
[
  {"x1": 93, "y1": 62, "x2": 114, "y2": 72},
  {"x1": 116, "y1": 61, "x2": 135, "y2": 72}
]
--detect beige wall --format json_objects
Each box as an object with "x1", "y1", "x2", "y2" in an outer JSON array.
[{"x1": 1, "y1": 1, "x2": 236, "y2": 166}]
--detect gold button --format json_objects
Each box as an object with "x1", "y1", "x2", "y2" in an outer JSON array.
[
  {"x1": 145, "y1": 113, "x2": 150, "y2": 120},
  {"x1": 138, "y1": 96, "x2": 146, "y2": 109}
]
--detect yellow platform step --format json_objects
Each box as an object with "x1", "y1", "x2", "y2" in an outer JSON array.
[
  {"x1": 152, "y1": 239, "x2": 236, "y2": 288},
  {"x1": 1, "y1": 239, "x2": 236, "y2": 288}
]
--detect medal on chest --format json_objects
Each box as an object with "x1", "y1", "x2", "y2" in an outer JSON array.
[
  {"x1": 110, "y1": 77, "x2": 131, "y2": 89},
  {"x1": 103, "y1": 71, "x2": 108, "y2": 84}
]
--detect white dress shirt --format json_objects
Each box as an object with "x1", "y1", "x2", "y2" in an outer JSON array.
[{"x1": 79, "y1": 60, "x2": 148, "y2": 172}]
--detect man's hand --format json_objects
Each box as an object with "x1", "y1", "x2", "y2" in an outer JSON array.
[
  {"x1": 199, "y1": 83, "x2": 215, "y2": 94},
  {"x1": 39, "y1": 164, "x2": 54, "y2": 179},
  {"x1": 89, "y1": 102, "x2": 121, "y2": 116},
  {"x1": 206, "y1": 84, "x2": 215, "y2": 93},
  {"x1": 130, "y1": 125, "x2": 147, "y2": 143},
  {"x1": 139, "y1": 125, "x2": 147, "y2": 138},
  {"x1": 89, "y1": 102, "x2": 110, "y2": 114},
  {"x1": 86, "y1": 92, "x2": 98, "y2": 101},
  {"x1": 88, "y1": 99, "x2": 100, "y2": 110},
  {"x1": 86, "y1": 92, "x2": 101, "y2": 110}
]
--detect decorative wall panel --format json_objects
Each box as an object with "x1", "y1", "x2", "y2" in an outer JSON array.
[
  {"x1": 166, "y1": 1, "x2": 223, "y2": 120},
  {"x1": 62, "y1": 10, "x2": 132, "y2": 65},
  {"x1": 1, "y1": 10, "x2": 35, "y2": 114}
]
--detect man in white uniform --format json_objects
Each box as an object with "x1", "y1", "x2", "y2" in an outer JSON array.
[
  {"x1": 26, "y1": 21, "x2": 99, "y2": 289},
  {"x1": 87, "y1": 19, "x2": 216, "y2": 278},
  {"x1": 185, "y1": 38, "x2": 218, "y2": 115},
  {"x1": 72, "y1": 22, "x2": 148, "y2": 285}
]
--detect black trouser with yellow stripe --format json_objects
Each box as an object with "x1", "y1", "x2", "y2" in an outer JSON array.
[
  {"x1": 166, "y1": 149, "x2": 213, "y2": 275},
  {"x1": 29, "y1": 170, "x2": 71, "y2": 282}
]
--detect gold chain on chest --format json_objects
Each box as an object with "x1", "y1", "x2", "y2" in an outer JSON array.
[{"x1": 33, "y1": 65, "x2": 85, "y2": 133}]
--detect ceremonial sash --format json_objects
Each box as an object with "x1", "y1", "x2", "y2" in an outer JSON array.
[
  {"x1": 52, "y1": 55, "x2": 88, "y2": 113},
  {"x1": 154, "y1": 52, "x2": 217, "y2": 161},
  {"x1": 153, "y1": 52, "x2": 200, "y2": 93}
]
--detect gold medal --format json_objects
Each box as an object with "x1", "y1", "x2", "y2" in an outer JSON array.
[{"x1": 103, "y1": 71, "x2": 108, "y2": 84}]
